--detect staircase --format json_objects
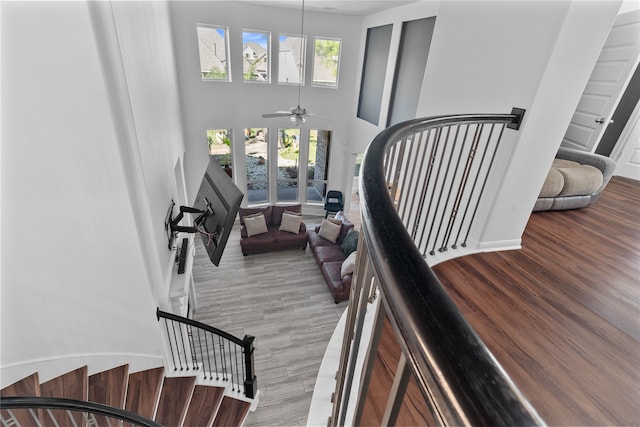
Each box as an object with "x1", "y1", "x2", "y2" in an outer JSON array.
[{"x1": 1, "y1": 364, "x2": 251, "y2": 427}]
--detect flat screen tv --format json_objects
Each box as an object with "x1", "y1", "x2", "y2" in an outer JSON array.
[
  {"x1": 168, "y1": 157, "x2": 243, "y2": 267},
  {"x1": 194, "y1": 157, "x2": 244, "y2": 266}
]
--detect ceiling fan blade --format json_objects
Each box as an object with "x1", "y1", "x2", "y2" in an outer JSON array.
[{"x1": 262, "y1": 112, "x2": 293, "y2": 118}]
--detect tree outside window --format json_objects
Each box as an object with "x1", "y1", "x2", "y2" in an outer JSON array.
[
  {"x1": 197, "y1": 25, "x2": 230, "y2": 80},
  {"x1": 245, "y1": 128, "x2": 269, "y2": 203},
  {"x1": 307, "y1": 130, "x2": 331, "y2": 203},
  {"x1": 243, "y1": 31, "x2": 270, "y2": 82},
  {"x1": 277, "y1": 128, "x2": 300, "y2": 202},
  {"x1": 206, "y1": 129, "x2": 233, "y2": 177},
  {"x1": 312, "y1": 38, "x2": 341, "y2": 87}
]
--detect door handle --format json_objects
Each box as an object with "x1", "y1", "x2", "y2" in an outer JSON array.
[{"x1": 595, "y1": 117, "x2": 614, "y2": 124}]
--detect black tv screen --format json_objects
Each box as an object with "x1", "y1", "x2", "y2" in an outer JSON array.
[{"x1": 192, "y1": 157, "x2": 244, "y2": 266}]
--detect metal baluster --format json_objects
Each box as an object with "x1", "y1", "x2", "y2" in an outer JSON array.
[
  {"x1": 451, "y1": 123, "x2": 496, "y2": 249},
  {"x1": 461, "y1": 123, "x2": 507, "y2": 247},
  {"x1": 187, "y1": 324, "x2": 198, "y2": 370},
  {"x1": 209, "y1": 331, "x2": 220, "y2": 380},
  {"x1": 163, "y1": 318, "x2": 178, "y2": 371},
  {"x1": 439, "y1": 123, "x2": 484, "y2": 252},
  {"x1": 177, "y1": 322, "x2": 190, "y2": 371},
  {"x1": 432, "y1": 123, "x2": 475, "y2": 252},
  {"x1": 407, "y1": 129, "x2": 434, "y2": 241},
  {"x1": 424, "y1": 125, "x2": 458, "y2": 254},
  {"x1": 219, "y1": 336, "x2": 228, "y2": 381},
  {"x1": 196, "y1": 328, "x2": 210, "y2": 380},
  {"x1": 170, "y1": 320, "x2": 183, "y2": 371},
  {"x1": 414, "y1": 126, "x2": 445, "y2": 249}
]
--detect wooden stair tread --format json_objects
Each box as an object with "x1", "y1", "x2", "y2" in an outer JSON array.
[
  {"x1": 125, "y1": 367, "x2": 164, "y2": 420},
  {"x1": 155, "y1": 376, "x2": 196, "y2": 427},
  {"x1": 211, "y1": 396, "x2": 251, "y2": 427},
  {"x1": 88, "y1": 364, "x2": 129, "y2": 408},
  {"x1": 40, "y1": 366, "x2": 88, "y2": 400},
  {"x1": 40, "y1": 366, "x2": 88, "y2": 427},
  {"x1": 1, "y1": 373, "x2": 42, "y2": 427},
  {"x1": 182, "y1": 385, "x2": 225, "y2": 427},
  {"x1": 1, "y1": 372, "x2": 41, "y2": 397}
]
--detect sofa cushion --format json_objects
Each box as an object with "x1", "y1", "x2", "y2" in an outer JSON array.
[
  {"x1": 280, "y1": 211, "x2": 302, "y2": 234},
  {"x1": 341, "y1": 251, "x2": 357, "y2": 278},
  {"x1": 539, "y1": 168, "x2": 564, "y2": 198},
  {"x1": 340, "y1": 229, "x2": 359, "y2": 256},
  {"x1": 318, "y1": 219, "x2": 341, "y2": 243},
  {"x1": 244, "y1": 213, "x2": 268, "y2": 237},
  {"x1": 307, "y1": 230, "x2": 334, "y2": 249},
  {"x1": 272, "y1": 204, "x2": 301, "y2": 226},
  {"x1": 240, "y1": 206, "x2": 272, "y2": 226},
  {"x1": 552, "y1": 158, "x2": 580, "y2": 169},
  {"x1": 333, "y1": 211, "x2": 354, "y2": 243},
  {"x1": 314, "y1": 245, "x2": 346, "y2": 265},
  {"x1": 557, "y1": 165, "x2": 603, "y2": 197}
]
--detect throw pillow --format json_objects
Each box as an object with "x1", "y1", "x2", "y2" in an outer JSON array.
[
  {"x1": 341, "y1": 251, "x2": 357, "y2": 278},
  {"x1": 280, "y1": 211, "x2": 303, "y2": 234},
  {"x1": 318, "y1": 219, "x2": 341, "y2": 243},
  {"x1": 340, "y1": 229, "x2": 359, "y2": 257},
  {"x1": 244, "y1": 213, "x2": 268, "y2": 237}
]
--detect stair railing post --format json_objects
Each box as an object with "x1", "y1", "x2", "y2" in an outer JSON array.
[{"x1": 242, "y1": 335, "x2": 257, "y2": 399}]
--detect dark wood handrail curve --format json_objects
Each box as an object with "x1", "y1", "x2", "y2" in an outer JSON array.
[
  {"x1": 359, "y1": 111, "x2": 545, "y2": 425},
  {"x1": 0, "y1": 396, "x2": 163, "y2": 427}
]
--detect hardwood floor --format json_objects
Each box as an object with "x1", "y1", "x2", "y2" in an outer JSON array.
[
  {"x1": 192, "y1": 177, "x2": 638, "y2": 426},
  {"x1": 433, "y1": 176, "x2": 640, "y2": 426}
]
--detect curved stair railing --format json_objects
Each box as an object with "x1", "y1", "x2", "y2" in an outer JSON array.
[
  {"x1": 329, "y1": 110, "x2": 546, "y2": 426},
  {"x1": 0, "y1": 396, "x2": 162, "y2": 427},
  {"x1": 156, "y1": 308, "x2": 257, "y2": 399}
]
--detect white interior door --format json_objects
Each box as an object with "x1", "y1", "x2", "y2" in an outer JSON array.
[
  {"x1": 611, "y1": 102, "x2": 640, "y2": 180},
  {"x1": 562, "y1": 9, "x2": 640, "y2": 152}
]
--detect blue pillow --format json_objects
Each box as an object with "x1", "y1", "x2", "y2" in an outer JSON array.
[{"x1": 340, "y1": 229, "x2": 359, "y2": 257}]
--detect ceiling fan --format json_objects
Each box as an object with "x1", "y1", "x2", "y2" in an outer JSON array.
[{"x1": 261, "y1": 0, "x2": 317, "y2": 125}]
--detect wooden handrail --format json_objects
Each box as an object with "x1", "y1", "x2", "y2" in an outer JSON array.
[{"x1": 356, "y1": 111, "x2": 544, "y2": 425}]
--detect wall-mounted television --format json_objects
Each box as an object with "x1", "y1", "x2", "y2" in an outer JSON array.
[{"x1": 167, "y1": 157, "x2": 243, "y2": 266}]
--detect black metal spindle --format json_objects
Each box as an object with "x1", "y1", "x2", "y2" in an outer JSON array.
[
  {"x1": 219, "y1": 337, "x2": 228, "y2": 381},
  {"x1": 432, "y1": 123, "x2": 473, "y2": 252},
  {"x1": 187, "y1": 325, "x2": 198, "y2": 370},
  {"x1": 450, "y1": 123, "x2": 497, "y2": 249},
  {"x1": 413, "y1": 126, "x2": 443, "y2": 247},
  {"x1": 460, "y1": 123, "x2": 508, "y2": 247},
  {"x1": 177, "y1": 321, "x2": 189, "y2": 371},
  {"x1": 425, "y1": 125, "x2": 459, "y2": 254},
  {"x1": 439, "y1": 123, "x2": 484, "y2": 251},
  {"x1": 162, "y1": 318, "x2": 178, "y2": 371},
  {"x1": 407, "y1": 129, "x2": 433, "y2": 239},
  {"x1": 170, "y1": 321, "x2": 183, "y2": 371}
]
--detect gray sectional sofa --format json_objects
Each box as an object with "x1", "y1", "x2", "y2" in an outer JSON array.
[{"x1": 534, "y1": 147, "x2": 616, "y2": 211}]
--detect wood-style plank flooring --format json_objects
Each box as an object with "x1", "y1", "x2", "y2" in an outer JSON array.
[
  {"x1": 433, "y1": 176, "x2": 640, "y2": 426},
  {"x1": 192, "y1": 177, "x2": 638, "y2": 426},
  {"x1": 192, "y1": 215, "x2": 348, "y2": 427}
]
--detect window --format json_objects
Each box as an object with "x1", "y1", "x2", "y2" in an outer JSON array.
[
  {"x1": 306, "y1": 130, "x2": 331, "y2": 203},
  {"x1": 277, "y1": 128, "x2": 300, "y2": 202},
  {"x1": 312, "y1": 38, "x2": 341, "y2": 88},
  {"x1": 242, "y1": 30, "x2": 270, "y2": 82},
  {"x1": 197, "y1": 24, "x2": 230, "y2": 80},
  {"x1": 358, "y1": 25, "x2": 393, "y2": 125},
  {"x1": 207, "y1": 129, "x2": 233, "y2": 177},
  {"x1": 279, "y1": 34, "x2": 305, "y2": 84},
  {"x1": 245, "y1": 128, "x2": 269, "y2": 203}
]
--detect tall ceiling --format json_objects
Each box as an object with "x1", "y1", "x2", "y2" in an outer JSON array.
[{"x1": 241, "y1": 1, "x2": 423, "y2": 16}]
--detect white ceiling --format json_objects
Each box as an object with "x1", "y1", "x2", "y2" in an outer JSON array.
[{"x1": 241, "y1": 0, "x2": 422, "y2": 16}]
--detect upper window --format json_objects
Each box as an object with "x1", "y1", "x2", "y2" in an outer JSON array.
[
  {"x1": 242, "y1": 30, "x2": 270, "y2": 82},
  {"x1": 312, "y1": 38, "x2": 341, "y2": 88},
  {"x1": 279, "y1": 34, "x2": 306, "y2": 85},
  {"x1": 197, "y1": 24, "x2": 230, "y2": 81}
]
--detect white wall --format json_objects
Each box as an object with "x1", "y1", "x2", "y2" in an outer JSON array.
[
  {"x1": 0, "y1": 1, "x2": 185, "y2": 385},
  {"x1": 168, "y1": 2, "x2": 363, "y2": 211},
  {"x1": 349, "y1": 0, "x2": 620, "y2": 252}
]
